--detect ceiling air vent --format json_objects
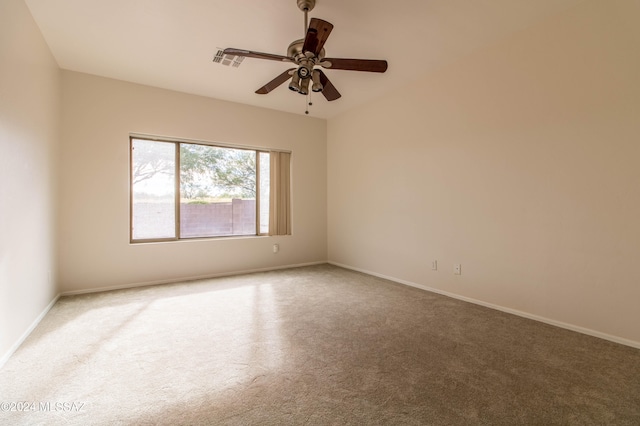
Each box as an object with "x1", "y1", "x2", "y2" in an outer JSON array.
[{"x1": 213, "y1": 50, "x2": 244, "y2": 67}]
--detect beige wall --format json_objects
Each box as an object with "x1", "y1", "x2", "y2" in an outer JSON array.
[
  {"x1": 59, "y1": 71, "x2": 327, "y2": 292},
  {"x1": 328, "y1": 0, "x2": 640, "y2": 345},
  {"x1": 0, "y1": 0, "x2": 61, "y2": 362}
]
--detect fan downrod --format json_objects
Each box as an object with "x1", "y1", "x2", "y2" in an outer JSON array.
[{"x1": 297, "y1": 0, "x2": 315, "y2": 12}]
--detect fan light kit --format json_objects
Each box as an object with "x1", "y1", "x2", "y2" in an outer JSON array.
[{"x1": 222, "y1": 0, "x2": 388, "y2": 114}]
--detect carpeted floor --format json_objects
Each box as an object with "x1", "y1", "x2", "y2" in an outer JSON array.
[{"x1": 1, "y1": 264, "x2": 639, "y2": 425}]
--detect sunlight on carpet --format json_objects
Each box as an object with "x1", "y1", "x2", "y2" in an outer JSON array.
[{"x1": 1, "y1": 265, "x2": 639, "y2": 425}]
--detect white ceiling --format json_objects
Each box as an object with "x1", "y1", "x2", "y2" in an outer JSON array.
[{"x1": 25, "y1": 0, "x2": 584, "y2": 119}]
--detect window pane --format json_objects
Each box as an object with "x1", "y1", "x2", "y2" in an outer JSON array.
[
  {"x1": 179, "y1": 144, "x2": 256, "y2": 238},
  {"x1": 131, "y1": 139, "x2": 176, "y2": 240},
  {"x1": 259, "y1": 152, "x2": 270, "y2": 234}
]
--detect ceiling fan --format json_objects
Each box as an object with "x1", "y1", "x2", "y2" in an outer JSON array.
[{"x1": 223, "y1": 0, "x2": 388, "y2": 106}]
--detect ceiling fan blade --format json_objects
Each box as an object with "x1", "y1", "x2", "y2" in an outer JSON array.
[
  {"x1": 223, "y1": 48, "x2": 293, "y2": 63},
  {"x1": 303, "y1": 18, "x2": 334, "y2": 56},
  {"x1": 321, "y1": 58, "x2": 388, "y2": 73},
  {"x1": 256, "y1": 68, "x2": 296, "y2": 94},
  {"x1": 318, "y1": 70, "x2": 341, "y2": 101}
]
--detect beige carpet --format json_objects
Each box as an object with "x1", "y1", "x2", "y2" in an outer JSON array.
[{"x1": 1, "y1": 264, "x2": 639, "y2": 425}]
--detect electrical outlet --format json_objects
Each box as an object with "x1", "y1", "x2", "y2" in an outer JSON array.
[
  {"x1": 273, "y1": 244, "x2": 279, "y2": 254},
  {"x1": 431, "y1": 260, "x2": 437, "y2": 271},
  {"x1": 454, "y1": 264, "x2": 461, "y2": 275}
]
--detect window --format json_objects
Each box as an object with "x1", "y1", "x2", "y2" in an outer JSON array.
[{"x1": 130, "y1": 136, "x2": 290, "y2": 242}]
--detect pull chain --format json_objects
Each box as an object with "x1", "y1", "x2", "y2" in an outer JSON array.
[{"x1": 305, "y1": 92, "x2": 313, "y2": 115}]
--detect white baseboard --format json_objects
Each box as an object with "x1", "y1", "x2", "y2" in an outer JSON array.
[
  {"x1": 0, "y1": 294, "x2": 61, "y2": 370},
  {"x1": 7, "y1": 260, "x2": 634, "y2": 372},
  {"x1": 61, "y1": 261, "x2": 327, "y2": 296},
  {"x1": 328, "y1": 261, "x2": 640, "y2": 350}
]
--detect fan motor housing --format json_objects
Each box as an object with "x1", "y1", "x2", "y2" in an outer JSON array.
[{"x1": 287, "y1": 39, "x2": 325, "y2": 62}]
